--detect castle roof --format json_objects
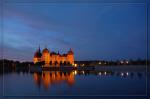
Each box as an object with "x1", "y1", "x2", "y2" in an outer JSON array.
[
  {"x1": 68, "y1": 48, "x2": 74, "y2": 55},
  {"x1": 62, "y1": 54, "x2": 67, "y2": 57},
  {"x1": 50, "y1": 51, "x2": 57, "y2": 55},
  {"x1": 34, "y1": 47, "x2": 42, "y2": 58},
  {"x1": 50, "y1": 51, "x2": 61, "y2": 56},
  {"x1": 42, "y1": 48, "x2": 49, "y2": 53},
  {"x1": 34, "y1": 47, "x2": 73, "y2": 58},
  {"x1": 34, "y1": 52, "x2": 42, "y2": 58}
]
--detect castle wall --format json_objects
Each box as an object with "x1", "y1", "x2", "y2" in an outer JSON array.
[
  {"x1": 42, "y1": 53, "x2": 50, "y2": 65},
  {"x1": 33, "y1": 48, "x2": 74, "y2": 66},
  {"x1": 67, "y1": 55, "x2": 74, "y2": 65},
  {"x1": 33, "y1": 57, "x2": 41, "y2": 64}
]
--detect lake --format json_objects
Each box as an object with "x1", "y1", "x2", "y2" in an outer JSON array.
[{"x1": 0, "y1": 65, "x2": 147, "y2": 96}]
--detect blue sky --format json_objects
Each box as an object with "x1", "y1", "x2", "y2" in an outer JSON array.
[{"x1": 0, "y1": 0, "x2": 149, "y2": 61}]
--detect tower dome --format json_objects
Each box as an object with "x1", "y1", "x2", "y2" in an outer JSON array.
[
  {"x1": 68, "y1": 48, "x2": 74, "y2": 55},
  {"x1": 42, "y1": 48, "x2": 50, "y2": 54}
]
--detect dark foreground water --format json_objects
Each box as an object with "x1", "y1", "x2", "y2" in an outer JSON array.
[{"x1": 0, "y1": 65, "x2": 148, "y2": 96}]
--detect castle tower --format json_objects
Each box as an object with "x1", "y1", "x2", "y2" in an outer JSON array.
[
  {"x1": 67, "y1": 48, "x2": 74, "y2": 65},
  {"x1": 42, "y1": 47, "x2": 50, "y2": 65},
  {"x1": 33, "y1": 46, "x2": 42, "y2": 64},
  {"x1": 33, "y1": 47, "x2": 75, "y2": 66}
]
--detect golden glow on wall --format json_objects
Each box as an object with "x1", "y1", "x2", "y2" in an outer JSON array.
[{"x1": 33, "y1": 47, "x2": 74, "y2": 66}]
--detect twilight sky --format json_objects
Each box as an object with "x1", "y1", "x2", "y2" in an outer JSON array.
[{"x1": 0, "y1": 0, "x2": 149, "y2": 61}]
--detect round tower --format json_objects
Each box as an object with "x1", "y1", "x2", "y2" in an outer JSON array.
[
  {"x1": 42, "y1": 47, "x2": 50, "y2": 65},
  {"x1": 67, "y1": 48, "x2": 74, "y2": 65},
  {"x1": 33, "y1": 47, "x2": 42, "y2": 64}
]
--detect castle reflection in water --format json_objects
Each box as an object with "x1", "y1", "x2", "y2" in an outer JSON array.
[
  {"x1": 32, "y1": 70, "x2": 144, "y2": 89},
  {"x1": 33, "y1": 71, "x2": 75, "y2": 89}
]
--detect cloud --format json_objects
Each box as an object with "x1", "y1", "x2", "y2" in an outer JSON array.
[{"x1": 2, "y1": 3, "x2": 147, "y2": 61}]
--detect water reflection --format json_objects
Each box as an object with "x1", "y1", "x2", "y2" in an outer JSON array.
[
  {"x1": 32, "y1": 70, "x2": 145, "y2": 90},
  {"x1": 76, "y1": 70, "x2": 145, "y2": 79},
  {"x1": 33, "y1": 71, "x2": 75, "y2": 89}
]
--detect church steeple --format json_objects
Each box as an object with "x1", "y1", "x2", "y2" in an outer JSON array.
[
  {"x1": 34, "y1": 46, "x2": 42, "y2": 58},
  {"x1": 38, "y1": 45, "x2": 41, "y2": 52}
]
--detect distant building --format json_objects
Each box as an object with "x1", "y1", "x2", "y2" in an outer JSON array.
[{"x1": 33, "y1": 47, "x2": 74, "y2": 66}]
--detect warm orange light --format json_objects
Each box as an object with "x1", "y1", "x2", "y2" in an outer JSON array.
[
  {"x1": 81, "y1": 64, "x2": 85, "y2": 66},
  {"x1": 73, "y1": 70, "x2": 77, "y2": 75},
  {"x1": 33, "y1": 71, "x2": 75, "y2": 89},
  {"x1": 33, "y1": 48, "x2": 75, "y2": 66},
  {"x1": 73, "y1": 63, "x2": 77, "y2": 67}
]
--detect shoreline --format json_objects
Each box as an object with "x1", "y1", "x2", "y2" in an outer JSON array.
[{"x1": 29, "y1": 65, "x2": 147, "y2": 72}]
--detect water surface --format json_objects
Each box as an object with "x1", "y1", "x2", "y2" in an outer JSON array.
[{"x1": 0, "y1": 65, "x2": 147, "y2": 96}]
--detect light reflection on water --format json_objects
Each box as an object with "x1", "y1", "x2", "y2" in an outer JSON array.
[
  {"x1": 33, "y1": 71, "x2": 75, "y2": 89},
  {"x1": 1, "y1": 66, "x2": 147, "y2": 96},
  {"x1": 32, "y1": 70, "x2": 145, "y2": 91}
]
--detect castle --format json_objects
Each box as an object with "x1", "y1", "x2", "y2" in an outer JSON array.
[{"x1": 33, "y1": 47, "x2": 74, "y2": 66}]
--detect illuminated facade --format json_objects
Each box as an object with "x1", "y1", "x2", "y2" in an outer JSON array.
[{"x1": 33, "y1": 47, "x2": 74, "y2": 66}]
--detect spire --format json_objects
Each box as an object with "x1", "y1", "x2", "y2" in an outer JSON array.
[{"x1": 38, "y1": 45, "x2": 41, "y2": 52}]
